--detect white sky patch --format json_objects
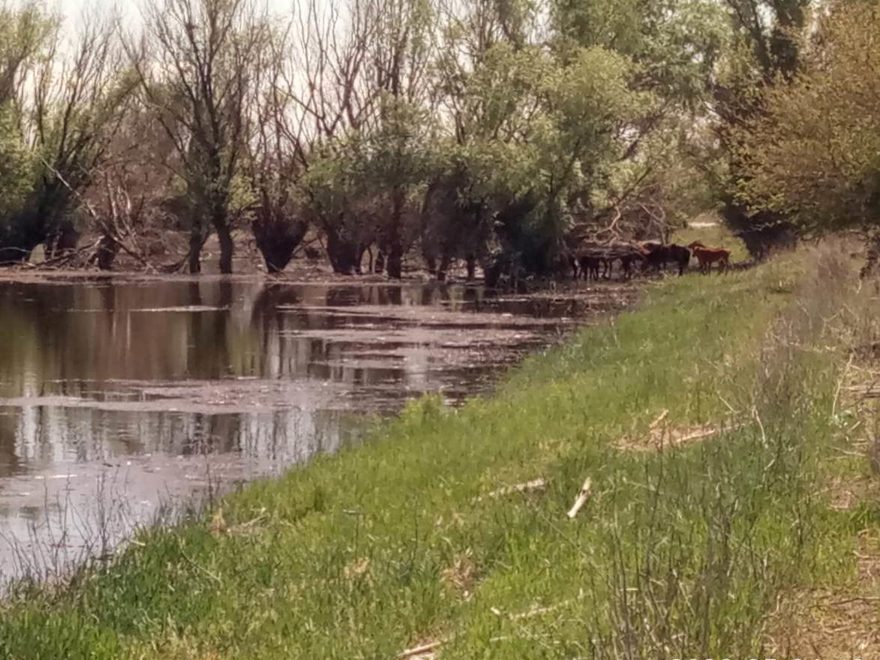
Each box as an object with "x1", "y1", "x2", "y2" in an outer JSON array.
[{"x1": 55, "y1": 0, "x2": 311, "y2": 27}]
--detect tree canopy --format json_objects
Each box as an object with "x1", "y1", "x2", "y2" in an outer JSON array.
[
  {"x1": 1, "y1": 0, "x2": 875, "y2": 277},
  {"x1": 736, "y1": 2, "x2": 880, "y2": 236}
]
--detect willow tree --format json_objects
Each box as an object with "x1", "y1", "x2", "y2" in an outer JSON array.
[
  {"x1": 130, "y1": 0, "x2": 267, "y2": 274},
  {"x1": 422, "y1": 0, "x2": 542, "y2": 279},
  {"x1": 503, "y1": 45, "x2": 653, "y2": 274},
  {"x1": 363, "y1": 0, "x2": 435, "y2": 279},
  {"x1": 1, "y1": 7, "x2": 133, "y2": 264},
  {"x1": 736, "y1": 2, "x2": 880, "y2": 273},
  {"x1": 0, "y1": 2, "x2": 52, "y2": 262},
  {"x1": 711, "y1": 0, "x2": 811, "y2": 257},
  {"x1": 245, "y1": 25, "x2": 310, "y2": 275},
  {"x1": 289, "y1": 0, "x2": 384, "y2": 275},
  {"x1": 550, "y1": 0, "x2": 725, "y2": 214}
]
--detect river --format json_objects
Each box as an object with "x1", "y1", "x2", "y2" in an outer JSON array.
[{"x1": 0, "y1": 274, "x2": 633, "y2": 582}]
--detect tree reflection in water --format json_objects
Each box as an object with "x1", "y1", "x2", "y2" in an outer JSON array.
[{"x1": 0, "y1": 276, "x2": 626, "y2": 580}]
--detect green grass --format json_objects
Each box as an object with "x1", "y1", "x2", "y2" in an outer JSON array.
[
  {"x1": 0, "y1": 250, "x2": 869, "y2": 658},
  {"x1": 673, "y1": 214, "x2": 751, "y2": 263}
]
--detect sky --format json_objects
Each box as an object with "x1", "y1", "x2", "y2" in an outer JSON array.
[{"x1": 55, "y1": 0, "x2": 305, "y2": 27}]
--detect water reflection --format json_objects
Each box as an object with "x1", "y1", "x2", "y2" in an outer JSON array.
[{"x1": 0, "y1": 276, "x2": 630, "y2": 580}]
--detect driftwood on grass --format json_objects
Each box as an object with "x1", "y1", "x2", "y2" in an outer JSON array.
[
  {"x1": 846, "y1": 384, "x2": 880, "y2": 399},
  {"x1": 490, "y1": 599, "x2": 573, "y2": 621},
  {"x1": 478, "y1": 478, "x2": 547, "y2": 502},
  {"x1": 566, "y1": 477, "x2": 592, "y2": 519},
  {"x1": 649, "y1": 409, "x2": 669, "y2": 430},
  {"x1": 398, "y1": 639, "x2": 445, "y2": 658},
  {"x1": 618, "y1": 417, "x2": 747, "y2": 452}
]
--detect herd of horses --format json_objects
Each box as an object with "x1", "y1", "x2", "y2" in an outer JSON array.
[{"x1": 569, "y1": 239, "x2": 731, "y2": 281}]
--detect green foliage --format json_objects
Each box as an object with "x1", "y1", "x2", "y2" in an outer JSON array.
[
  {"x1": 0, "y1": 1, "x2": 56, "y2": 104},
  {"x1": 735, "y1": 2, "x2": 880, "y2": 234},
  {"x1": 0, "y1": 105, "x2": 31, "y2": 220},
  {"x1": 552, "y1": 0, "x2": 726, "y2": 104},
  {"x1": 362, "y1": 97, "x2": 437, "y2": 196},
  {"x1": 712, "y1": 0, "x2": 812, "y2": 256},
  {"x1": 301, "y1": 98, "x2": 436, "y2": 249}
]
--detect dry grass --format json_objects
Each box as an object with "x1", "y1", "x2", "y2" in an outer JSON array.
[
  {"x1": 766, "y1": 531, "x2": 880, "y2": 658},
  {"x1": 616, "y1": 417, "x2": 746, "y2": 452},
  {"x1": 764, "y1": 255, "x2": 880, "y2": 658},
  {"x1": 440, "y1": 550, "x2": 478, "y2": 599}
]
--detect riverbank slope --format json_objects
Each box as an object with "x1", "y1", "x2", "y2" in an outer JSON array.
[{"x1": 2, "y1": 245, "x2": 877, "y2": 658}]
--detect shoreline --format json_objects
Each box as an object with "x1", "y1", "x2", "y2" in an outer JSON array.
[{"x1": 1, "y1": 248, "x2": 875, "y2": 657}]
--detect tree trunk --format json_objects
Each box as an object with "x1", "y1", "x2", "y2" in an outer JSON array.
[
  {"x1": 57, "y1": 223, "x2": 79, "y2": 253},
  {"x1": 217, "y1": 224, "x2": 234, "y2": 275},
  {"x1": 386, "y1": 188, "x2": 404, "y2": 280},
  {"x1": 721, "y1": 202, "x2": 797, "y2": 261},
  {"x1": 188, "y1": 229, "x2": 203, "y2": 274},
  {"x1": 375, "y1": 249, "x2": 387, "y2": 274},
  {"x1": 466, "y1": 255, "x2": 476, "y2": 281},
  {"x1": 861, "y1": 232, "x2": 880, "y2": 279},
  {"x1": 325, "y1": 228, "x2": 359, "y2": 275},
  {"x1": 436, "y1": 254, "x2": 450, "y2": 282},
  {"x1": 387, "y1": 245, "x2": 402, "y2": 279},
  {"x1": 95, "y1": 234, "x2": 120, "y2": 271},
  {"x1": 253, "y1": 215, "x2": 307, "y2": 275}
]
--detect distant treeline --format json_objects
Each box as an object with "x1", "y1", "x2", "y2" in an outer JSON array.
[{"x1": 0, "y1": 0, "x2": 876, "y2": 278}]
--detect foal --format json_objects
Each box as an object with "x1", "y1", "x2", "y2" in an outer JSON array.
[{"x1": 688, "y1": 241, "x2": 730, "y2": 273}]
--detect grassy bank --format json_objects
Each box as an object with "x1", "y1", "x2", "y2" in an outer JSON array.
[{"x1": 0, "y1": 249, "x2": 874, "y2": 658}]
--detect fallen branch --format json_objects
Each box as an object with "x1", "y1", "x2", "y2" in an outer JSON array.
[
  {"x1": 40, "y1": 158, "x2": 158, "y2": 273},
  {"x1": 34, "y1": 240, "x2": 102, "y2": 269},
  {"x1": 845, "y1": 384, "x2": 880, "y2": 399},
  {"x1": 674, "y1": 427, "x2": 725, "y2": 445},
  {"x1": 398, "y1": 639, "x2": 445, "y2": 658},
  {"x1": 479, "y1": 478, "x2": 547, "y2": 502},
  {"x1": 648, "y1": 409, "x2": 669, "y2": 430},
  {"x1": 618, "y1": 419, "x2": 748, "y2": 452},
  {"x1": 567, "y1": 478, "x2": 592, "y2": 519},
  {"x1": 832, "y1": 353, "x2": 855, "y2": 416},
  {"x1": 490, "y1": 599, "x2": 573, "y2": 621}
]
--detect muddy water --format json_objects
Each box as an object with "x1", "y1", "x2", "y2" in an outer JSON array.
[{"x1": 0, "y1": 276, "x2": 632, "y2": 581}]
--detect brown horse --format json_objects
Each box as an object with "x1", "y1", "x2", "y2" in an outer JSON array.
[
  {"x1": 577, "y1": 253, "x2": 602, "y2": 281},
  {"x1": 641, "y1": 242, "x2": 691, "y2": 276},
  {"x1": 688, "y1": 241, "x2": 730, "y2": 273}
]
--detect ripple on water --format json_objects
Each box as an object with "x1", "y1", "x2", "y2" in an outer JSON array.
[{"x1": 0, "y1": 278, "x2": 633, "y2": 582}]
